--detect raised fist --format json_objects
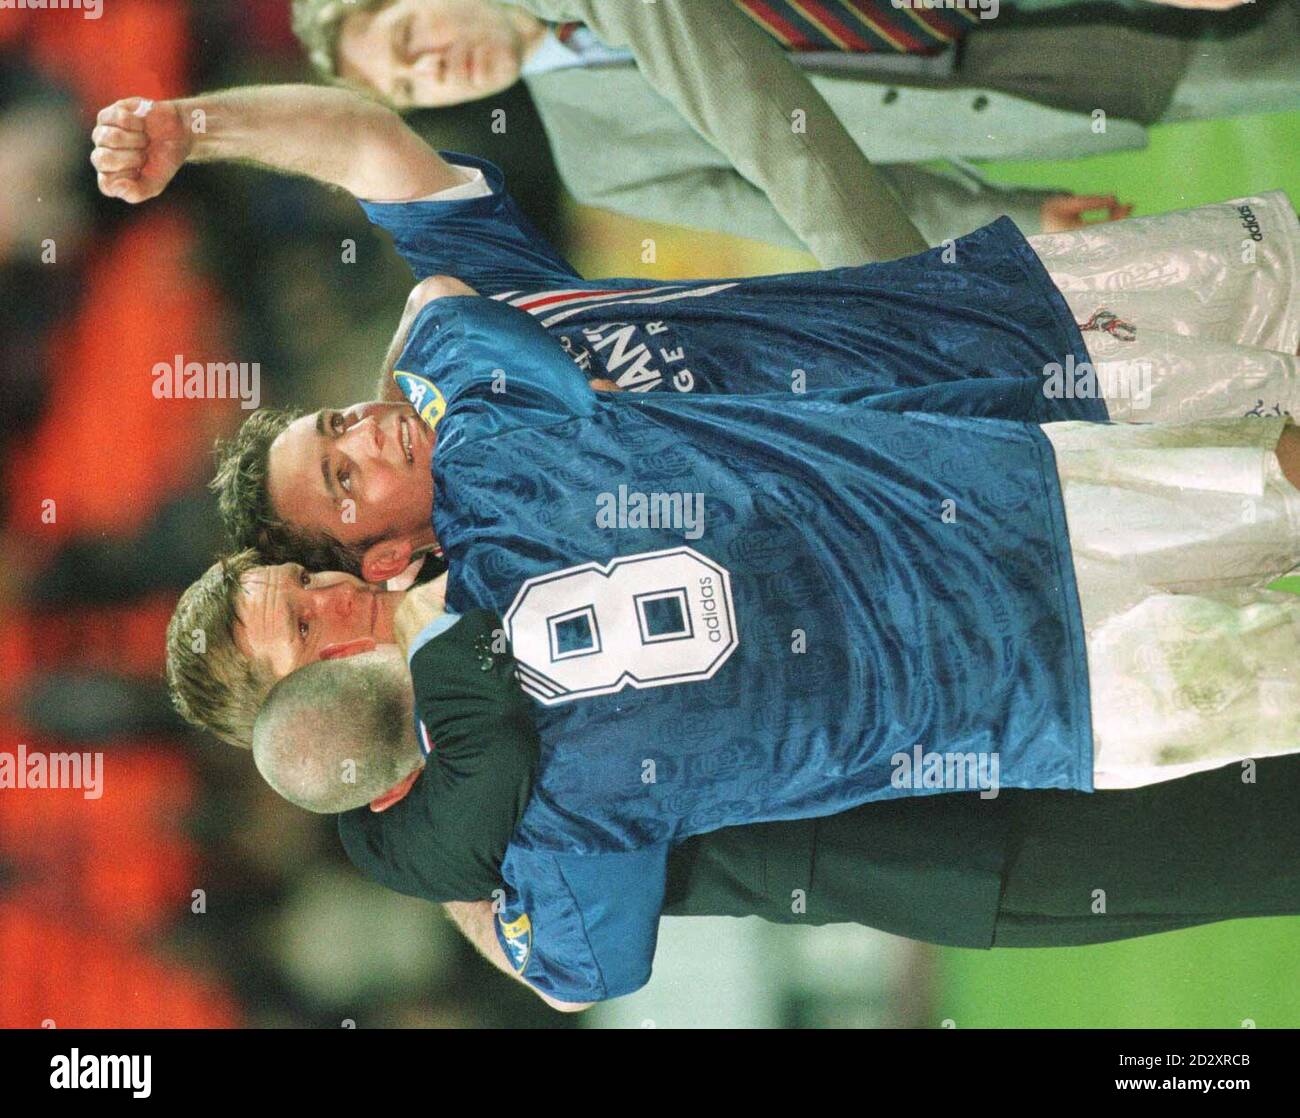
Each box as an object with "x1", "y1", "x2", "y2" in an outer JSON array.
[{"x1": 91, "y1": 97, "x2": 191, "y2": 204}]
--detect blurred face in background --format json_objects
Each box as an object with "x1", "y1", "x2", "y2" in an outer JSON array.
[
  {"x1": 233, "y1": 563, "x2": 403, "y2": 682},
  {"x1": 336, "y1": 0, "x2": 544, "y2": 108}
]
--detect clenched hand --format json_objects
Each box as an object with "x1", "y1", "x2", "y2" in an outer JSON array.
[{"x1": 91, "y1": 97, "x2": 191, "y2": 203}]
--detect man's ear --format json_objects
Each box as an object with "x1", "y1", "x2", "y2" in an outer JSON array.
[
  {"x1": 319, "y1": 637, "x2": 377, "y2": 661},
  {"x1": 361, "y1": 537, "x2": 415, "y2": 584},
  {"x1": 385, "y1": 556, "x2": 427, "y2": 592}
]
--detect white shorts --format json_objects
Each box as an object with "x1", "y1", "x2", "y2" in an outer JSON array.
[
  {"x1": 1043, "y1": 417, "x2": 1300, "y2": 789},
  {"x1": 1030, "y1": 193, "x2": 1300, "y2": 423}
]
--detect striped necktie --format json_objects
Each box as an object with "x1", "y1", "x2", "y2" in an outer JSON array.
[
  {"x1": 556, "y1": 0, "x2": 972, "y2": 57},
  {"x1": 736, "y1": 1, "x2": 974, "y2": 55}
]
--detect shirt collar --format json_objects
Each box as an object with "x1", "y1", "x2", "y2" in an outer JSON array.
[{"x1": 522, "y1": 28, "x2": 633, "y2": 77}]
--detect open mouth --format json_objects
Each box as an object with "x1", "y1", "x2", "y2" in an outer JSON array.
[{"x1": 399, "y1": 416, "x2": 414, "y2": 465}]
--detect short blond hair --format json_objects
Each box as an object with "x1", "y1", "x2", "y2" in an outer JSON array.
[
  {"x1": 165, "y1": 550, "x2": 275, "y2": 748},
  {"x1": 292, "y1": 0, "x2": 392, "y2": 80}
]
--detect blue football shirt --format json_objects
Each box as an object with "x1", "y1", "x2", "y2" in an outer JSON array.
[
  {"x1": 398, "y1": 294, "x2": 1093, "y2": 1002},
  {"x1": 362, "y1": 154, "x2": 1104, "y2": 422}
]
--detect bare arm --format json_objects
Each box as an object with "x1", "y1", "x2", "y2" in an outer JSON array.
[
  {"x1": 443, "y1": 900, "x2": 593, "y2": 1014},
  {"x1": 91, "y1": 85, "x2": 467, "y2": 204}
]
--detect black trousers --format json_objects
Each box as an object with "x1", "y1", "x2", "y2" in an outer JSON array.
[
  {"x1": 663, "y1": 756, "x2": 1300, "y2": 949},
  {"x1": 993, "y1": 757, "x2": 1300, "y2": 946}
]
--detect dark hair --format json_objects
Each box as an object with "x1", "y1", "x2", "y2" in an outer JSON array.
[{"x1": 211, "y1": 406, "x2": 376, "y2": 576}]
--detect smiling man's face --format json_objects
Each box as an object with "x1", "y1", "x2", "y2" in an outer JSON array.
[
  {"x1": 233, "y1": 563, "x2": 403, "y2": 682},
  {"x1": 266, "y1": 401, "x2": 436, "y2": 578},
  {"x1": 336, "y1": 0, "x2": 537, "y2": 108}
]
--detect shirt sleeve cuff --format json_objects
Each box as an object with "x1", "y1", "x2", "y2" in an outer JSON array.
[{"x1": 370, "y1": 167, "x2": 494, "y2": 205}]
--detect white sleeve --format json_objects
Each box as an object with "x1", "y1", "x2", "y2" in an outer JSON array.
[{"x1": 371, "y1": 166, "x2": 494, "y2": 204}]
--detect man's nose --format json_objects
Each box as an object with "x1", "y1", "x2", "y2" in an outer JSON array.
[
  {"x1": 317, "y1": 584, "x2": 360, "y2": 619},
  {"x1": 343, "y1": 415, "x2": 384, "y2": 457}
]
